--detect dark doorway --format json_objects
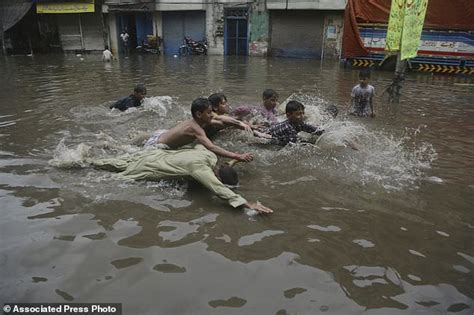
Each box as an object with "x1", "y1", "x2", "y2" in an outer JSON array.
[
  {"x1": 225, "y1": 9, "x2": 248, "y2": 56},
  {"x1": 116, "y1": 14, "x2": 137, "y2": 54}
]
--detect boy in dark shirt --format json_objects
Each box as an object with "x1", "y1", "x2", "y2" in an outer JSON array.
[
  {"x1": 266, "y1": 100, "x2": 323, "y2": 145},
  {"x1": 110, "y1": 83, "x2": 147, "y2": 111}
]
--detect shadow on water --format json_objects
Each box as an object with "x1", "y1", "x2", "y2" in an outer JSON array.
[{"x1": 0, "y1": 54, "x2": 473, "y2": 314}]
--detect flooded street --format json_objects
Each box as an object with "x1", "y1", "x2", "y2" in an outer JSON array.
[{"x1": 0, "y1": 54, "x2": 473, "y2": 314}]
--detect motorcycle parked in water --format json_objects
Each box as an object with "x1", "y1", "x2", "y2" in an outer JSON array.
[
  {"x1": 178, "y1": 37, "x2": 208, "y2": 56},
  {"x1": 136, "y1": 43, "x2": 160, "y2": 54},
  {"x1": 136, "y1": 36, "x2": 160, "y2": 54}
]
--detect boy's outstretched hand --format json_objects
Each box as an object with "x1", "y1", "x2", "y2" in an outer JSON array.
[
  {"x1": 236, "y1": 153, "x2": 254, "y2": 162},
  {"x1": 245, "y1": 202, "x2": 274, "y2": 214}
]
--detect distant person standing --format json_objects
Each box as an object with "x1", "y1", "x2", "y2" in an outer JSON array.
[
  {"x1": 120, "y1": 30, "x2": 130, "y2": 54},
  {"x1": 110, "y1": 84, "x2": 147, "y2": 111},
  {"x1": 349, "y1": 70, "x2": 375, "y2": 117},
  {"x1": 102, "y1": 45, "x2": 114, "y2": 62}
]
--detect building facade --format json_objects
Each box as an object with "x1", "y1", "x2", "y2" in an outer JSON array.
[
  {"x1": 1, "y1": 0, "x2": 346, "y2": 59},
  {"x1": 101, "y1": 0, "x2": 346, "y2": 59}
]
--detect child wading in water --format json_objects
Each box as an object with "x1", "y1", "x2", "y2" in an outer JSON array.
[
  {"x1": 349, "y1": 70, "x2": 375, "y2": 118},
  {"x1": 205, "y1": 93, "x2": 253, "y2": 138},
  {"x1": 206, "y1": 93, "x2": 271, "y2": 139},
  {"x1": 232, "y1": 89, "x2": 279, "y2": 128}
]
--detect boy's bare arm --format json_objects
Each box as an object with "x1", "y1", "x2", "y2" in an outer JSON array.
[
  {"x1": 193, "y1": 126, "x2": 254, "y2": 162},
  {"x1": 348, "y1": 96, "x2": 354, "y2": 110},
  {"x1": 210, "y1": 118, "x2": 226, "y2": 128},
  {"x1": 370, "y1": 96, "x2": 375, "y2": 117},
  {"x1": 216, "y1": 115, "x2": 253, "y2": 134}
]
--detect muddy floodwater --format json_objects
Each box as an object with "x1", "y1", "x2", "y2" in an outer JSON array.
[{"x1": 0, "y1": 54, "x2": 473, "y2": 314}]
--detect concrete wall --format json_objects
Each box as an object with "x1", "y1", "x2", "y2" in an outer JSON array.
[
  {"x1": 153, "y1": 11, "x2": 162, "y2": 38},
  {"x1": 322, "y1": 12, "x2": 344, "y2": 60},
  {"x1": 155, "y1": 1, "x2": 205, "y2": 11},
  {"x1": 267, "y1": 0, "x2": 346, "y2": 10},
  {"x1": 206, "y1": 2, "x2": 224, "y2": 55},
  {"x1": 107, "y1": 13, "x2": 118, "y2": 54},
  {"x1": 249, "y1": 0, "x2": 269, "y2": 57}
]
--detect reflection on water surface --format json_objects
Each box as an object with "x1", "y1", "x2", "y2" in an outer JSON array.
[{"x1": 0, "y1": 54, "x2": 473, "y2": 314}]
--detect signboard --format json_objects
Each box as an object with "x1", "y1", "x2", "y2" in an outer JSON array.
[
  {"x1": 363, "y1": 28, "x2": 474, "y2": 59},
  {"x1": 326, "y1": 25, "x2": 337, "y2": 39},
  {"x1": 37, "y1": 0, "x2": 94, "y2": 14}
]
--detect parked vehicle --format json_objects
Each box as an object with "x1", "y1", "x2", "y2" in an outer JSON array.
[
  {"x1": 178, "y1": 37, "x2": 208, "y2": 56},
  {"x1": 136, "y1": 43, "x2": 160, "y2": 54},
  {"x1": 136, "y1": 36, "x2": 160, "y2": 54}
]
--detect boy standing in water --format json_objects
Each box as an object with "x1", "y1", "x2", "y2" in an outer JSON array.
[
  {"x1": 102, "y1": 45, "x2": 114, "y2": 62},
  {"x1": 349, "y1": 70, "x2": 375, "y2": 117}
]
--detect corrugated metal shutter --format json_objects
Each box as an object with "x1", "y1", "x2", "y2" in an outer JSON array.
[
  {"x1": 57, "y1": 12, "x2": 103, "y2": 51},
  {"x1": 57, "y1": 14, "x2": 82, "y2": 50},
  {"x1": 81, "y1": 13, "x2": 104, "y2": 51},
  {"x1": 162, "y1": 11, "x2": 205, "y2": 55},
  {"x1": 270, "y1": 10, "x2": 324, "y2": 58}
]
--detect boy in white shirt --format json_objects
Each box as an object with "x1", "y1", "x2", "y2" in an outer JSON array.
[
  {"x1": 349, "y1": 70, "x2": 375, "y2": 117},
  {"x1": 102, "y1": 45, "x2": 114, "y2": 62}
]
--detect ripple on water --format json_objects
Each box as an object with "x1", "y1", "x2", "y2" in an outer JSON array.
[
  {"x1": 408, "y1": 249, "x2": 426, "y2": 258},
  {"x1": 208, "y1": 297, "x2": 247, "y2": 308},
  {"x1": 110, "y1": 257, "x2": 143, "y2": 269},
  {"x1": 153, "y1": 263, "x2": 186, "y2": 273},
  {"x1": 238, "y1": 230, "x2": 285, "y2": 246}
]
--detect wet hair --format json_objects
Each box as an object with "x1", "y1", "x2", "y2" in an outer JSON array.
[
  {"x1": 285, "y1": 100, "x2": 305, "y2": 113},
  {"x1": 218, "y1": 165, "x2": 239, "y2": 186},
  {"x1": 324, "y1": 105, "x2": 339, "y2": 118},
  {"x1": 263, "y1": 89, "x2": 278, "y2": 100},
  {"x1": 208, "y1": 93, "x2": 227, "y2": 110},
  {"x1": 359, "y1": 69, "x2": 371, "y2": 79},
  {"x1": 191, "y1": 97, "x2": 211, "y2": 118},
  {"x1": 134, "y1": 83, "x2": 147, "y2": 94}
]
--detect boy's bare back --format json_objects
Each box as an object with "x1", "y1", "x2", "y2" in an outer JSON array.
[{"x1": 158, "y1": 119, "x2": 201, "y2": 149}]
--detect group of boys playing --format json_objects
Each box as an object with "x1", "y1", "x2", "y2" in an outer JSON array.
[
  {"x1": 104, "y1": 86, "x2": 330, "y2": 214},
  {"x1": 105, "y1": 70, "x2": 375, "y2": 215}
]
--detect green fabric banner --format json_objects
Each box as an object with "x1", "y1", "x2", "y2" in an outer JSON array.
[
  {"x1": 385, "y1": 0, "x2": 405, "y2": 52},
  {"x1": 385, "y1": 0, "x2": 428, "y2": 60},
  {"x1": 400, "y1": 0, "x2": 429, "y2": 60}
]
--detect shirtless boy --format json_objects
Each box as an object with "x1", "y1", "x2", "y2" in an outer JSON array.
[{"x1": 146, "y1": 98, "x2": 254, "y2": 162}]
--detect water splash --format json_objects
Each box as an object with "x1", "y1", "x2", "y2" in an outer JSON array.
[
  {"x1": 49, "y1": 138, "x2": 90, "y2": 168},
  {"x1": 142, "y1": 96, "x2": 174, "y2": 116},
  {"x1": 255, "y1": 93, "x2": 437, "y2": 191}
]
